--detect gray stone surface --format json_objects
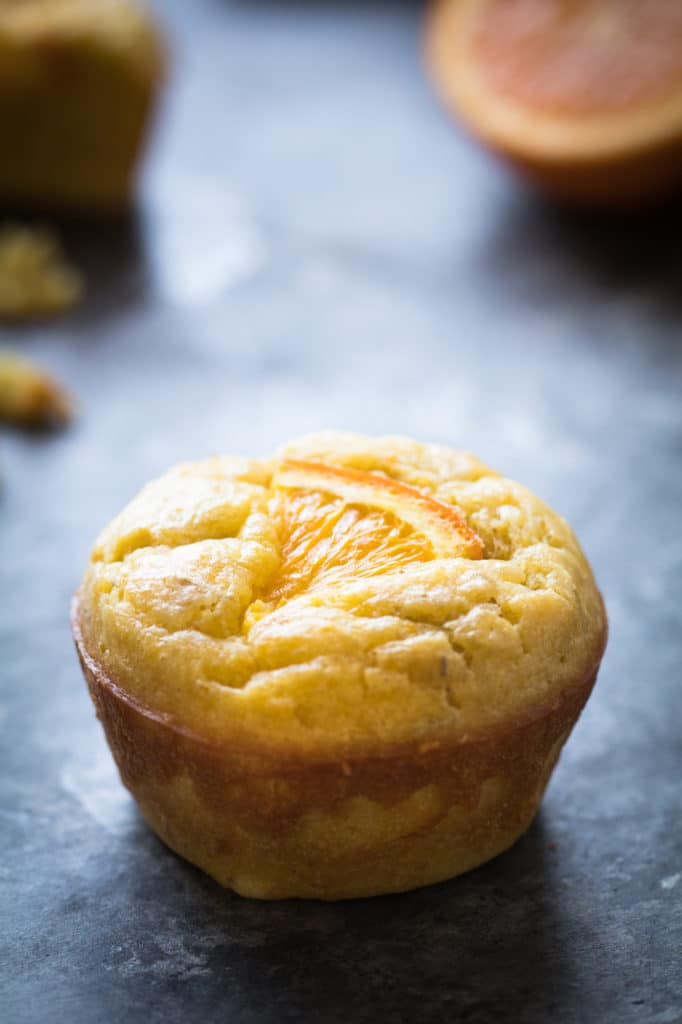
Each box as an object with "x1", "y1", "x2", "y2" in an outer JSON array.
[{"x1": 1, "y1": 2, "x2": 680, "y2": 1021}]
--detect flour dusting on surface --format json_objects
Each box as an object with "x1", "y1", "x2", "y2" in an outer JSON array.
[{"x1": 60, "y1": 746, "x2": 132, "y2": 833}]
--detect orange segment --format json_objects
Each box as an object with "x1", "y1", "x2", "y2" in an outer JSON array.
[{"x1": 263, "y1": 459, "x2": 483, "y2": 605}]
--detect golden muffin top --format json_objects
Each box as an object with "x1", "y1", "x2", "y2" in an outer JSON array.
[
  {"x1": 0, "y1": 0, "x2": 162, "y2": 83},
  {"x1": 77, "y1": 433, "x2": 606, "y2": 755}
]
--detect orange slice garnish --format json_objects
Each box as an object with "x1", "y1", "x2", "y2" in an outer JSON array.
[{"x1": 262, "y1": 459, "x2": 483, "y2": 605}]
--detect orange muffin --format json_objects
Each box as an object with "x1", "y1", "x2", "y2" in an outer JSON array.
[
  {"x1": 72, "y1": 433, "x2": 607, "y2": 899},
  {"x1": 426, "y1": 0, "x2": 682, "y2": 204},
  {"x1": 0, "y1": 0, "x2": 165, "y2": 209}
]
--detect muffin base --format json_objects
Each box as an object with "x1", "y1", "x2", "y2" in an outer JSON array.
[{"x1": 72, "y1": 598, "x2": 605, "y2": 900}]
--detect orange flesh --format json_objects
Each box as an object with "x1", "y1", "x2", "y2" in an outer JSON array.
[
  {"x1": 264, "y1": 460, "x2": 483, "y2": 605},
  {"x1": 471, "y1": 0, "x2": 682, "y2": 116}
]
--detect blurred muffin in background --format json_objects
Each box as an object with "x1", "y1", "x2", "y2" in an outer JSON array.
[
  {"x1": 0, "y1": 0, "x2": 166, "y2": 210},
  {"x1": 426, "y1": 0, "x2": 682, "y2": 205}
]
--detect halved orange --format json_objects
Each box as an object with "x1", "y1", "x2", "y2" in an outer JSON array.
[
  {"x1": 425, "y1": 0, "x2": 682, "y2": 204},
  {"x1": 264, "y1": 459, "x2": 483, "y2": 605}
]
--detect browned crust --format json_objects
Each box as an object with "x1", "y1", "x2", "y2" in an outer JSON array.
[
  {"x1": 71, "y1": 593, "x2": 606, "y2": 898},
  {"x1": 423, "y1": 0, "x2": 682, "y2": 206}
]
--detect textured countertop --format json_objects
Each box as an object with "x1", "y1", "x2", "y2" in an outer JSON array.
[{"x1": 1, "y1": 2, "x2": 680, "y2": 1021}]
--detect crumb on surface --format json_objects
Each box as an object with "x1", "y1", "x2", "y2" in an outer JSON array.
[
  {"x1": 0, "y1": 351, "x2": 73, "y2": 427},
  {"x1": 0, "y1": 225, "x2": 83, "y2": 320}
]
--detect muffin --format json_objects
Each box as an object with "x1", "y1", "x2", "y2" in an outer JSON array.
[
  {"x1": 426, "y1": 0, "x2": 682, "y2": 205},
  {"x1": 0, "y1": 0, "x2": 165, "y2": 209},
  {"x1": 72, "y1": 433, "x2": 607, "y2": 900}
]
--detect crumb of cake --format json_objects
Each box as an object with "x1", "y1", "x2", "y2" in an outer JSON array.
[
  {"x1": 0, "y1": 225, "x2": 83, "y2": 320},
  {"x1": 0, "y1": 351, "x2": 73, "y2": 427}
]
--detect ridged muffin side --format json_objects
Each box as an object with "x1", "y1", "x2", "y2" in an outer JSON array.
[{"x1": 73, "y1": 603, "x2": 603, "y2": 899}]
